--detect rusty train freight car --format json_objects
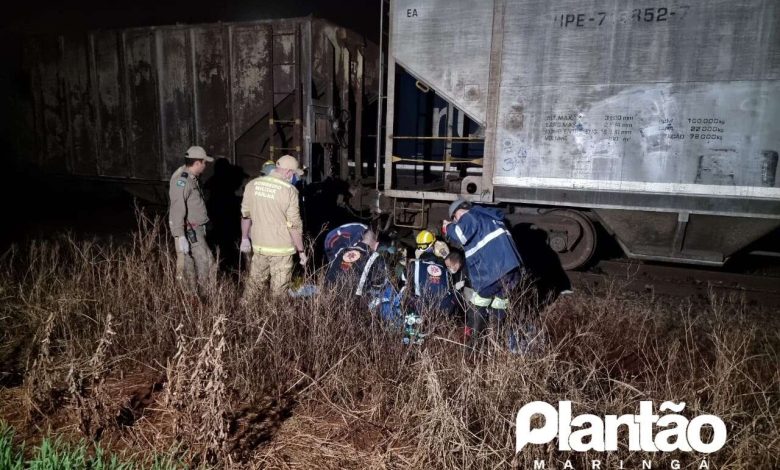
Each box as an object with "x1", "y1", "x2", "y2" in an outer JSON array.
[
  {"x1": 381, "y1": 0, "x2": 780, "y2": 269},
  {"x1": 25, "y1": 17, "x2": 378, "y2": 196}
]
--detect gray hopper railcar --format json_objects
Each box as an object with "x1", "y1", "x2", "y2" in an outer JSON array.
[
  {"x1": 381, "y1": 0, "x2": 780, "y2": 269},
  {"x1": 25, "y1": 17, "x2": 378, "y2": 198}
]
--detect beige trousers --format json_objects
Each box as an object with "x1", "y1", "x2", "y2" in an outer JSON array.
[
  {"x1": 246, "y1": 253, "x2": 293, "y2": 298},
  {"x1": 175, "y1": 225, "x2": 215, "y2": 293}
]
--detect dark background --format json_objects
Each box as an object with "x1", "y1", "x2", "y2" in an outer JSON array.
[
  {"x1": 0, "y1": 1, "x2": 381, "y2": 249},
  {"x1": 0, "y1": 1, "x2": 380, "y2": 38}
]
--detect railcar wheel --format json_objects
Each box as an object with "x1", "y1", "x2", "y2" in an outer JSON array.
[{"x1": 545, "y1": 209, "x2": 597, "y2": 271}]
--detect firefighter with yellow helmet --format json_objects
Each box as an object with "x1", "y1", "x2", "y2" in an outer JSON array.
[
  {"x1": 415, "y1": 229, "x2": 451, "y2": 260},
  {"x1": 406, "y1": 229, "x2": 456, "y2": 318}
]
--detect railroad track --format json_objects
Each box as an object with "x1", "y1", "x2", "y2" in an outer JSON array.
[{"x1": 568, "y1": 260, "x2": 780, "y2": 305}]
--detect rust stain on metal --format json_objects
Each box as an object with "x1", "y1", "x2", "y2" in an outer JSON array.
[{"x1": 25, "y1": 18, "x2": 378, "y2": 182}]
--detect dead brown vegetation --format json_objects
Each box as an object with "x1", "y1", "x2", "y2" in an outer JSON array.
[{"x1": 0, "y1": 213, "x2": 778, "y2": 468}]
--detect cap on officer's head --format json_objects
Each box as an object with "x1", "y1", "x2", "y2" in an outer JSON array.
[
  {"x1": 185, "y1": 145, "x2": 214, "y2": 162},
  {"x1": 448, "y1": 198, "x2": 468, "y2": 219},
  {"x1": 276, "y1": 154, "x2": 304, "y2": 176}
]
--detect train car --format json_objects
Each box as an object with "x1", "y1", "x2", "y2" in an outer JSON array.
[
  {"x1": 24, "y1": 16, "x2": 379, "y2": 198},
  {"x1": 379, "y1": 0, "x2": 780, "y2": 269}
]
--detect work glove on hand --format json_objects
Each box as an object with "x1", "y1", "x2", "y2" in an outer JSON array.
[
  {"x1": 441, "y1": 219, "x2": 451, "y2": 237},
  {"x1": 177, "y1": 236, "x2": 190, "y2": 254},
  {"x1": 298, "y1": 251, "x2": 309, "y2": 266},
  {"x1": 240, "y1": 238, "x2": 252, "y2": 254}
]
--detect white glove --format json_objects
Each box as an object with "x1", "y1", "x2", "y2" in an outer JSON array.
[
  {"x1": 298, "y1": 251, "x2": 309, "y2": 266},
  {"x1": 240, "y1": 238, "x2": 252, "y2": 253},
  {"x1": 454, "y1": 280, "x2": 465, "y2": 291},
  {"x1": 177, "y1": 236, "x2": 190, "y2": 254}
]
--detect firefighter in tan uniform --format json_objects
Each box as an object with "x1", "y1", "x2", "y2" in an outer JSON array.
[
  {"x1": 169, "y1": 146, "x2": 216, "y2": 293},
  {"x1": 240, "y1": 155, "x2": 308, "y2": 297}
]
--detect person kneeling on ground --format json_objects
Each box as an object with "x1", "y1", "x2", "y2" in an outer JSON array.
[
  {"x1": 414, "y1": 230, "x2": 451, "y2": 261},
  {"x1": 324, "y1": 222, "x2": 368, "y2": 262},
  {"x1": 325, "y1": 229, "x2": 389, "y2": 308},
  {"x1": 444, "y1": 250, "x2": 471, "y2": 316},
  {"x1": 443, "y1": 199, "x2": 525, "y2": 349},
  {"x1": 406, "y1": 251, "x2": 457, "y2": 318}
]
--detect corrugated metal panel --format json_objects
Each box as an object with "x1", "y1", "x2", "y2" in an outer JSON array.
[
  {"x1": 92, "y1": 31, "x2": 129, "y2": 177},
  {"x1": 123, "y1": 30, "x2": 161, "y2": 179},
  {"x1": 27, "y1": 18, "x2": 377, "y2": 182},
  {"x1": 391, "y1": 0, "x2": 494, "y2": 125},
  {"x1": 230, "y1": 24, "x2": 273, "y2": 150},
  {"x1": 192, "y1": 26, "x2": 231, "y2": 162},
  {"x1": 157, "y1": 28, "x2": 194, "y2": 177},
  {"x1": 273, "y1": 33, "x2": 296, "y2": 97},
  {"x1": 230, "y1": 23, "x2": 276, "y2": 176},
  {"x1": 387, "y1": 0, "x2": 780, "y2": 210},
  {"x1": 31, "y1": 37, "x2": 68, "y2": 173},
  {"x1": 62, "y1": 35, "x2": 98, "y2": 175},
  {"x1": 492, "y1": 0, "x2": 780, "y2": 200}
]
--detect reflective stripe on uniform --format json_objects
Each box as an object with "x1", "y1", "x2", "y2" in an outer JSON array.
[
  {"x1": 490, "y1": 296, "x2": 509, "y2": 309},
  {"x1": 253, "y1": 245, "x2": 296, "y2": 255},
  {"x1": 465, "y1": 228, "x2": 509, "y2": 258},
  {"x1": 454, "y1": 225, "x2": 467, "y2": 245},
  {"x1": 356, "y1": 252, "x2": 380, "y2": 296},
  {"x1": 470, "y1": 291, "x2": 493, "y2": 307},
  {"x1": 339, "y1": 223, "x2": 367, "y2": 231},
  {"x1": 414, "y1": 260, "x2": 421, "y2": 297}
]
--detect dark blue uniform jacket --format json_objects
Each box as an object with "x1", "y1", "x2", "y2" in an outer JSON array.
[
  {"x1": 324, "y1": 223, "x2": 368, "y2": 262},
  {"x1": 325, "y1": 242, "x2": 387, "y2": 297},
  {"x1": 446, "y1": 206, "x2": 522, "y2": 294}
]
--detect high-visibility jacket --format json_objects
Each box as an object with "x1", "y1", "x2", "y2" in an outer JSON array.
[
  {"x1": 325, "y1": 242, "x2": 388, "y2": 297},
  {"x1": 445, "y1": 206, "x2": 522, "y2": 293},
  {"x1": 240, "y1": 174, "x2": 303, "y2": 256},
  {"x1": 324, "y1": 223, "x2": 368, "y2": 262}
]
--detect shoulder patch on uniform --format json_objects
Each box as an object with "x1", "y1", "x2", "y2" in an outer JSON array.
[
  {"x1": 176, "y1": 179, "x2": 186, "y2": 187},
  {"x1": 181, "y1": 172, "x2": 189, "y2": 178},
  {"x1": 427, "y1": 264, "x2": 442, "y2": 277},
  {"x1": 342, "y1": 250, "x2": 362, "y2": 263},
  {"x1": 339, "y1": 249, "x2": 362, "y2": 271}
]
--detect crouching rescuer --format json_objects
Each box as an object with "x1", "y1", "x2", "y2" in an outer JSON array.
[
  {"x1": 240, "y1": 155, "x2": 308, "y2": 299},
  {"x1": 325, "y1": 229, "x2": 389, "y2": 308},
  {"x1": 168, "y1": 145, "x2": 216, "y2": 293},
  {"x1": 443, "y1": 199, "x2": 524, "y2": 346}
]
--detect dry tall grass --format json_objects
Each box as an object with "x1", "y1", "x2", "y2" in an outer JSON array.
[{"x1": 0, "y1": 213, "x2": 777, "y2": 469}]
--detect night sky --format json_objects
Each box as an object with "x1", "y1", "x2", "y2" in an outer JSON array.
[{"x1": 1, "y1": 1, "x2": 380, "y2": 39}]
